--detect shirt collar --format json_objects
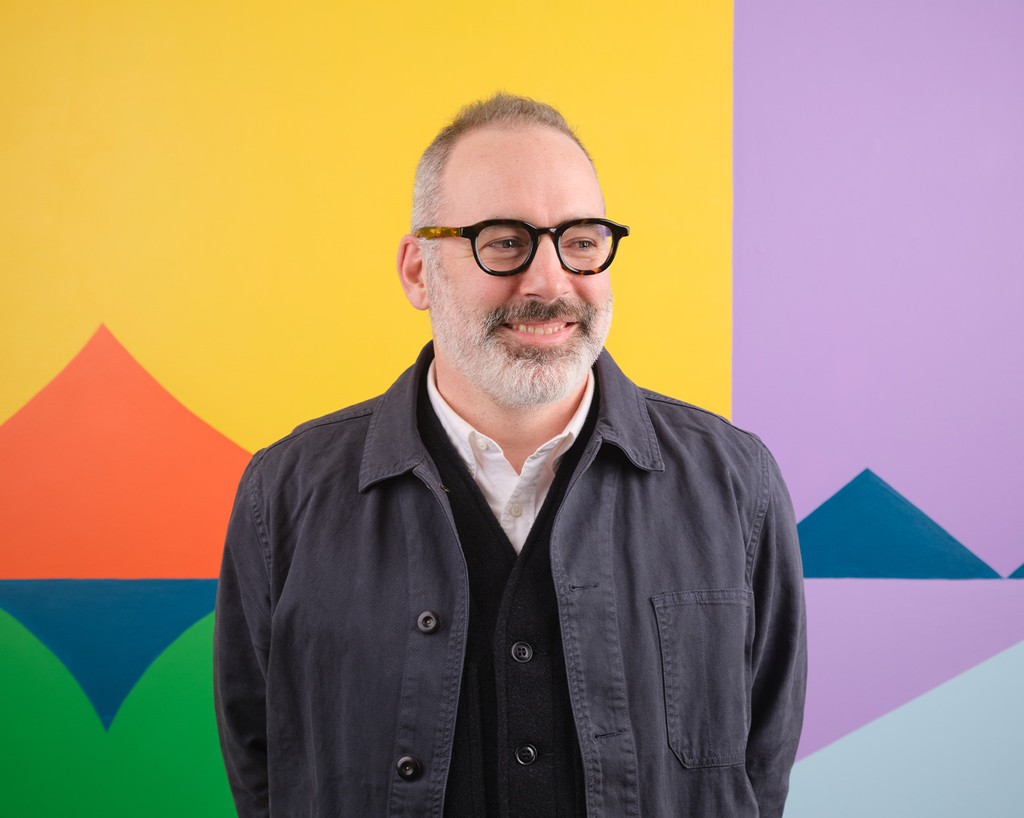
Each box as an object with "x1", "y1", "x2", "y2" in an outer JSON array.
[
  {"x1": 424, "y1": 359, "x2": 595, "y2": 475},
  {"x1": 359, "y1": 343, "x2": 663, "y2": 492}
]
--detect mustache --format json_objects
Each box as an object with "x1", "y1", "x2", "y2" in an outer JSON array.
[{"x1": 484, "y1": 298, "x2": 598, "y2": 334}]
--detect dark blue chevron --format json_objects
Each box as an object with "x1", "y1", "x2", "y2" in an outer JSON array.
[{"x1": 0, "y1": 579, "x2": 217, "y2": 729}]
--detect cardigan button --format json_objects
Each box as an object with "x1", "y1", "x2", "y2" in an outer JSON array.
[
  {"x1": 397, "y1": 755, "x2": 423, "y2": 780},
  {"x1": 510, "y1": 641, "x2": 534, "y2": 663},
  {"x1": 514, "y1": 744, "x2": 538, "y2": 766},
  {"x1": 417, "y1": 611, "x2": 441, "y2": 634}
]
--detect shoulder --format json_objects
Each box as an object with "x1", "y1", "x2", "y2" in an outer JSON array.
[
  {"x1": 633, "y1": 386, "x2": 782, "y2": 529},
  {"x1": 282, "y1": 396, "x2": 380, "y2": 445},
  {"x1": 639, "y1": 387, "x2": 767, "y2": 465},
  {"x1": 240, "y1": 349, "x2": 429, "y2": 501},
  {"x1": 593, "y1": 350, "x2": 767, "y2": 476},
  {"x1": 633, "y1": 388, "x2": 793, "y2": 557},
  {"x1": 245, "y1": 395, "x2": 383, "y2": 488}
]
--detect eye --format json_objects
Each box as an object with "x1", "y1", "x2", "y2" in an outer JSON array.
[
  {"x1": 476, "y1": 224, "x2": 532, "y2": 257},
  {"x1": 560, "y1": 225, "x2": 609, "y2": 255},
  {"x1": 486, "y1": 236, "x2": 528, "y2": 251}
]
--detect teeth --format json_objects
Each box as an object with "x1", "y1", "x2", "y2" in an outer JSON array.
[{"x1": 515, "y1": 324, "x2": 563, "y2": 335}]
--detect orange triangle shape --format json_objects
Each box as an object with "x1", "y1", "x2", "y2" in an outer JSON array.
[{"x1": 0, "y1": 326, "x2": 250, "y2": 578}]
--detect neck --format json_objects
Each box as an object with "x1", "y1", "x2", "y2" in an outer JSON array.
[{"x1": 433, "y1": 359, "x2": 589, "y2": 474}]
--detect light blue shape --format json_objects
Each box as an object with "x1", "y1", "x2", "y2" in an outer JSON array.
[{"x1": 785, "y1": 640, "x2": 1024, "y2": 817}]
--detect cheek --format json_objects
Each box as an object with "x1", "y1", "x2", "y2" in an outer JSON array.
[
  {"x1": 574, "y1": 276, "x2": 612, "y2": 308},
  {"x1": 468, "y1": 277, "x2": 525, "y2": 310},
  {"x1": 439, "y1": 241, "x2": 479, "y2": 272}
]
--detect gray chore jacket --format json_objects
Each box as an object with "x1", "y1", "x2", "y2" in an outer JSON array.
[{"x1": 214, "y1": 344, "x2": 807, "y2": 817}]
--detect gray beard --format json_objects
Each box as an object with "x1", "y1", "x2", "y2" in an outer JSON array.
[{"x1": 431, "y1": 291, "x2": 611, "y2": 408}]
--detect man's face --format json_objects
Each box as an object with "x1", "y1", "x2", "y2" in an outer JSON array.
[{"x1": 423, "y1": 125, "x2": 613, "y2": 408}]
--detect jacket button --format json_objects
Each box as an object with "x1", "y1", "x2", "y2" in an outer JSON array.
[
  {"x1": 397, "y1": 755, "x2": 422, "y2": 780},
  {"x1": 417, "y1": 611, "x2": 441, "y2": 634},
  {"x1": 514, "y1": 744, "x2": 538, "y2": 766},
  {"x1": 510, "y1": 641, "x2": 534, "y2": 663}
]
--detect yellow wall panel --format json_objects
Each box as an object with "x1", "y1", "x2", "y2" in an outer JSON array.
[{"x1": 1, "y1": 0, "x2": 731, "y2": 452}]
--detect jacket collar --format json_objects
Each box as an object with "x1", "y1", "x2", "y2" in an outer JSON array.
[{"x1": 359, "y1": 343, "x2": 664, "y2": 492}]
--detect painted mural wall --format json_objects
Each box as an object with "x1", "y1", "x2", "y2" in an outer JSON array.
[
  {"x1": 734, "y1": 1, "x2": 1024, "y2": 815},
  {"x1": 1, "y1": 1, "x2": 1020, "y2": 815}
]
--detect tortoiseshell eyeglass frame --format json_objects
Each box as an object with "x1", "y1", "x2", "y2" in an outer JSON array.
[{"x1": 414, "y1": 218, "x2": 630, "y2": 276}]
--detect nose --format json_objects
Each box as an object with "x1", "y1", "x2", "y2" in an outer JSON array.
[{"x1": 516, "y1": 234, "x2": 570, "y2": 300}]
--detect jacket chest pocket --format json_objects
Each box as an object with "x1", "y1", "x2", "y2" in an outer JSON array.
[{"x1": 651, "y1": 588, "x2": 752, "y2": 768}]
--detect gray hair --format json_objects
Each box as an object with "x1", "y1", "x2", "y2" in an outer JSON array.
[{"x1": 410, "y1": 92, "x2": 593, "y2": 230}]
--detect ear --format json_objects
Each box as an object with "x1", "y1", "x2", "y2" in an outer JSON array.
[{"x1": 397, "y1": 234, "x2": 430, "y2": 311}]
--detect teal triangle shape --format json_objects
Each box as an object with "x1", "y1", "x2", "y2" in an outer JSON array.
[
  {"x1": 1009, "y1": 562, "x2": 1024, "y2": 579},
  {"x1": 797, "y1": 469, "x2": 999, "y2": 579}
]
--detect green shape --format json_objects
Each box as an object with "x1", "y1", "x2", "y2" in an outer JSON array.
[
  {"x1": 0, "y1": 608, "x2": 108, "y2": 814},
  {"x1": 798, "y1": 469, "x2": 1000, "y2": 579},
  {"x1": 107, "y1": 612, "x2": 235, "y2": 817},
  {"x1": 0, "y1": 610, "x2": 235, "y2": 817}
]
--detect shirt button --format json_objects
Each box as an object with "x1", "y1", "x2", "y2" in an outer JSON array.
[
  {"x1": 417, "y1": 610, "x2": 441, "y2": 634},
  {"x1": 397, "y1": 755, "x2": 423, "y2": 780},
  {"x1": 508, "y1": 502, "x2": 523, "y2": 518},
  {"x1": 510, "y1": 641, "x2": 534, "y2": 663},
  {"x1": 514, "y1": 744, "x2": 538, "y2": 766},
  {"x1": 475, "y1": 437, "x2": 488, "y2": 451}
]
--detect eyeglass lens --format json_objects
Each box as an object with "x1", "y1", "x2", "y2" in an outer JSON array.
[{"x1": 475, "y1": 222, "x2": 614, "y2": 273}]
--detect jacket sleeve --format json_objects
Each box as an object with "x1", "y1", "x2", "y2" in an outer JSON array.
[
  {"x1": 745, "y1": 446, "x2": 807, "y2": 817},
  {"x1": 214, "y1": 459, "x2": 272, "y2": 818}
]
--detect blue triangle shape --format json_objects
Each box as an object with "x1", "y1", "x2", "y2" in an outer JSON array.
[
  {"x1": 0, "y1": 579, "x2": 217, "y2": 729},
  {"x1": 1010, "y1": 563, "x2": 1024, "y2": 579},
  {"x1": 797, "y1": 469, "x2": 1000, "y2": 579}
]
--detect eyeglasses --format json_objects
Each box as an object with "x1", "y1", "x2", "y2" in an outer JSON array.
[{"x1": 414, "y1": 218, "x2": 630, "y2": 276}]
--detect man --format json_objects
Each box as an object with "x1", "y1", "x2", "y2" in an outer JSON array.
[{"x1": 214, "y1": 93, "x2": 806, "y2": 818}]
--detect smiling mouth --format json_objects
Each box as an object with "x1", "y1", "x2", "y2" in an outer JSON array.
[
  {"x1": 487, "y1": 298, "x2": 595, "y2": 339},
  {"x1": 502, "y1": 321, "x2": 576, "y2": 336}
]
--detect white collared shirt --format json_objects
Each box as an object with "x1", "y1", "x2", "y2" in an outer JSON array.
[{"x1": 426, "y1": 361, "x2": 595, "y2": 554}]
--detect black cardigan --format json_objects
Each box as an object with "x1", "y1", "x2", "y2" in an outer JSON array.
[{"x1": 418, "y1": 387, "x2": 594, "y2": 818}]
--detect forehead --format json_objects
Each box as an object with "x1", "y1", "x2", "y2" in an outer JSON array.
[{"x1": 439, "y1": 125, "x2": 605, "y2": 223}]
